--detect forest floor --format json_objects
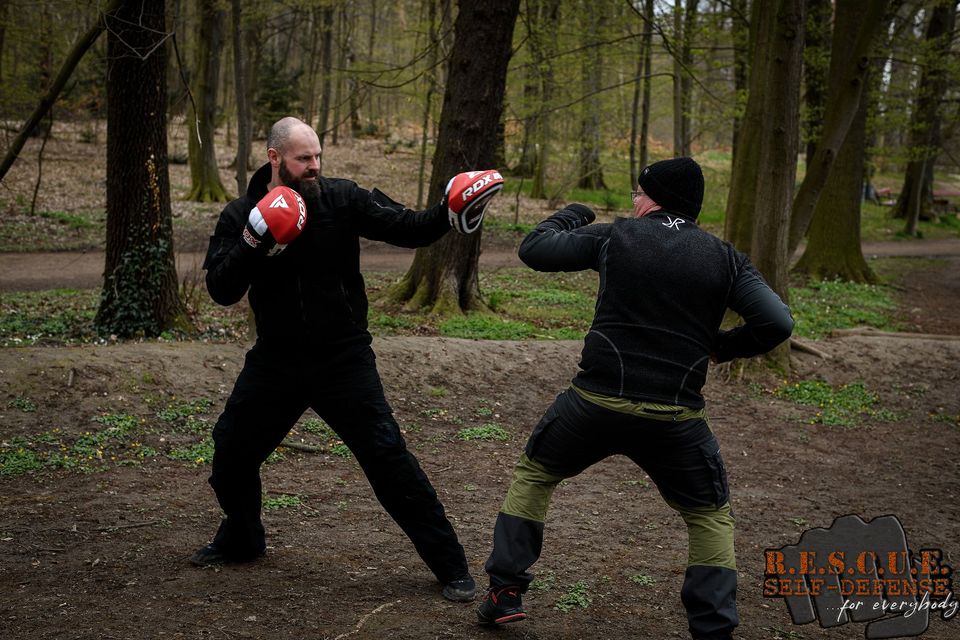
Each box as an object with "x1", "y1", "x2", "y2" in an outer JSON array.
[{"x1": 1, "y1": 130, "x2": 959, "y2": 639}]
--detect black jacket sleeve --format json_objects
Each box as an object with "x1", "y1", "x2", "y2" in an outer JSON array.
[
  {"x1": 714, "y1": 255, "x2": 795, "y2": 362},
  {"x1": 203, "y1": 200, "x2": 264, "y2": 306},
  {"x1": 350, "y1": 186, "x2": 451, "y2": 248},
  {"x1": 518, "y1": 204, "x2": 611, "y2": 272}
]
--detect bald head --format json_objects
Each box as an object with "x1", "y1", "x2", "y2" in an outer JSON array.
[{"x1": 267, "y1": 117, "x2": 314, "y2": 154}]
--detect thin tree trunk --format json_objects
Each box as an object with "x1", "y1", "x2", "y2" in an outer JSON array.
[
  {"x1": 577, "y1": 0, "x2": 606, "y2": 190},
  {"x1": 303, "y1": 7, "x2": 321, "y2": 127},
  {"x1": 730, "y1": 0, "x2": 748, "y2": 165},
  {"x1": 529, "y1": 0, "x2": 559, "y2": 200},
  {"x1": 317, "y1": 6, "x2": 334, "y2": 146},
  {"x1": 629, "y1": 39, "x2": 643, "y2": 187},
  {"x1": 893, "y1": 0, "x2": 957, "y2": 232},
  {"x1": 639, "y1": 0, "x2": 654, "y2": 171},
  {"x1": 231, "y1": 0, "x2": 249, "y2": 196},
  {"x1": 187, "y1": 0, "x2": 229, "y2": 203},
  {"x1": 802, "y1": 0, "x2": 831, "y2": 168},
  {"x1": 679, "y1": 0, "x2": 698, "y2": 156},
  {"x1": 417, "y1": 0, "x2": 439, "y2": 209},
  {"x1": 672, "y1": 2, "x2": 683, "y2": 156}
]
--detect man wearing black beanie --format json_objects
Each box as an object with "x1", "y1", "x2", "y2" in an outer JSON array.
[{"x1": 477, "y1": 157, "x2": 794, "y2": 640}]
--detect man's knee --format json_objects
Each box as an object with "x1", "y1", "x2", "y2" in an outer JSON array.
[
  {"x1": 670, "y1": 501, "x2": 736, "y2": 570},
  {"x1": 501, "y1": 454, "x2": 567, "y2": 522}
]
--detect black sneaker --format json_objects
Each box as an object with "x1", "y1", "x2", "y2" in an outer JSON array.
[
  {"x1": 442, "y1": 574, "x2": 477, "y2": 602},
  {"x1": 189, "y1": 543, "x2": 264, "y2": 567},
  {"x1": 477, "y1": 586, "x2": 527, "y2": 625}
]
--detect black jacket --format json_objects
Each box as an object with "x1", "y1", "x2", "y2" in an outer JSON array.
[
  {"x1": 204, "y1": 163, "x2": 450, "y2": 351},
  {"x1": 519, "y1": 206, "x2": 794, "y2": 408}
]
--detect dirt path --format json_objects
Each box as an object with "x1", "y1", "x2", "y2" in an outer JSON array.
[
  {"x1": 2, "y1": 238, "x2": 960, "y2": 292},
  {"x1": 0, "y1": 245, "x2": 521, "y2": 292}
]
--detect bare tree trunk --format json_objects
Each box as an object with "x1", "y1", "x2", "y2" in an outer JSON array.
[
  {"x1": 187, "y1": 0, "x2": 229, "y2": 203},
  {"x1": 96, "y1": 0, "x2": 186, "y2": 337},
  {"x1": 679, "y1": 0, "x2": 698, "y2": 156},
  {"x1": 894, "y1": 0, "x2": 957, "y2": 233},
  {"x1": 416, "y1": 0, "x2": 439, "y2": 209},
  {"x1": 577, "y1": 0, "x2": 606, "y2": 190},
  {"x1": 303, "y1": 7, "x2": 321, "y2": 127},
  {"x1": 231, "y1": 0, "x2": 249, "y2": 196},
  {"x1": 730, "y1": 0, "x2": 748, "y2": 165},
  {"x1": 726, "y1": 0, "x2": 805, "y2": 293},
  {"x1": 794, "y1": 66, "x2": 875, "y2": 283},
  {"x1": 788, "y1": 0, "x2": 890, "y2": 255},
  {"x1": 802, "y1": 0, "x2": 831, "y2": 169},
  {"x1": 317, "y1": 6, "x2": 334, "y2": 146},
  {"x1": 0, "y1": 0, "x2": 126, "y2": 182},
  {"x1": 639, "y1": 0, "x2": 654, "y2": 171},
  {"x1": 629, "y1": 47, "x2": 642, "y2": 187},
  {"x1": 672, "y1": 2, "x2": 683, "y2": 156},
  {"x1": 389, "y1": 0, "x2": 520, "y2": 314},
  {"x1": 529, "y1": 0, "x2": 559, "y2": 200}
]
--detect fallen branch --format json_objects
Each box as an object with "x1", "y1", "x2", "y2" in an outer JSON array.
[
  {"x1": 831, "y1": 327, "x2": 960, "y2": 341},
  {"x1": 94, "y1": 519, "x2": 165, "y2": 532},
  {"x1": 332, "y1": 600, "x2": 401, "y2": 640},
  {"x1": 280, "y1": 439, "x2": 325, "y2": 453},
  {"x1": 789, "y1": 338, "x2": 831, "y2": 359}
]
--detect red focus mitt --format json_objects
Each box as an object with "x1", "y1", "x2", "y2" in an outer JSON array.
[
  {"x1": 444, "y1": 169, "x2": 504, "y2": 234},
  {"x1": 242, "y1": 186, "x2": 307, "y2": 256}
]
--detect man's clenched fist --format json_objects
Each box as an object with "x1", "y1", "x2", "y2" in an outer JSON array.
[
  {"x1": 445, "y1": 169, "x2": 504, "y2": 234},
  {"x1": 242, "y1": 186, "x2": 307, "y2": 256}
]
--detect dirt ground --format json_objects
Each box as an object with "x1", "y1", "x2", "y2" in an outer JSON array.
[
  {"x1": 2, "y1": 264, "x2": 960, "y2": 639},
  {"x1": 2, "y1": 130, "x2": 960, "y2": 638}
]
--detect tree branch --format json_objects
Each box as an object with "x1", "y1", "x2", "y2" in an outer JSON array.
[{"x1": 0, "y1": 0, "x2": 127, "y2": 182}]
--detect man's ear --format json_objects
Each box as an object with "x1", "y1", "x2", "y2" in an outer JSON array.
[{"x1": 267, "y1": 148, "x2": 281, "y2": 168}]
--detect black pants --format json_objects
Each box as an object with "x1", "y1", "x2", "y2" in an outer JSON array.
[
  {"x1": 208, "y1": 342, "x2": 469, "y2": 584},
  {"x1": 485, "y1": 388, "x2": 738, "y2": 640}
]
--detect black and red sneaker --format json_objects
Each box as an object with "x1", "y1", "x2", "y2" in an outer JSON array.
[{"x1": 477, "y1": 586, "x2": 527, "y2": 625}]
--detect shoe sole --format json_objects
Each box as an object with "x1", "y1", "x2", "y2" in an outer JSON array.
[
  {"x1": 478, "y1": 612, "x2": 527, "y2": 625},
  {"x1": 442, "y1": 587, "x2": 477, "y2": 602}
]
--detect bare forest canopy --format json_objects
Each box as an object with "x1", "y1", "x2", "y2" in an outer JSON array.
[{"x1": 1, "y1": 0, "x2": 959, "y2": 301}]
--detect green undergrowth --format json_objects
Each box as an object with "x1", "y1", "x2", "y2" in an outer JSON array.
[
  {"x1": 0, "y1": 396, "x2": 298, "y2": 476},
  {"x1": 0, "y1": 255, "x2": 924, "y2": 346},
  {"x1": 773, "y1": 380, "x2": 896, "y2": 427},
  {"x1": 789, "y1": 278, "x2": 898, "y2": 338}
]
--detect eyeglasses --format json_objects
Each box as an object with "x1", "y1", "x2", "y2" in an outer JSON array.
[{"x1": 631, "y1": 189, "x2": 645, "y2": 203}]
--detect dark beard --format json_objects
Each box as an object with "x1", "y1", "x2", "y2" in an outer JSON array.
[{"x1": 278, "y1": 159, "x2": 321, "y2": 199}]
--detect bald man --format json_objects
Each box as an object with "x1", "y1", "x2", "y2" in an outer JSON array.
[{"x1": 193, "y1": 117, "x2": 476, "y2": 602}]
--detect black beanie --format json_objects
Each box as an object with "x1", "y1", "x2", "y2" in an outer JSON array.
[{"x1": 638, "y1": 157, "x2": 704, "y2": 219}]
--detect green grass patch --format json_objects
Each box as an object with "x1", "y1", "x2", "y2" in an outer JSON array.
[
  {"x1": 0, "y1": 446, "x2": 45, "y2": 476},
  {"x1": 166, "y1": 438, "x2": 215, "y2": 465},
  {"x1": 156, "y1": 398, "x2": 213, "y2": 422},
  {"x1": 628, "y1": 574, "x2": 657, "y2": 586},
  {"x1": 775, "y1": 380, "x2": 893, "y2": 426},
  {"x1": 8, "y1": 396, "x2": 37, "y2": 412},
  {"x1": 457, "y1": 424, "x2": 510, "y2": 442},
  {"x1": 38, "y1": 210, "x2": 96, "y2": 229},
  {"x1": 789, "y1": 279, "x2": 897, "y2": 338},
  {"x1": 330, "y1": 443, "x2": 352, "y2": 458},
  {"x1": 555, "y1": 580, "x2": 593, "y2": 612},
  {"x1": 263, "y1": 493, "x2": 302, "y2": 510},
  {"x1": 440, "y1": 315, "x2": 536, "y2": 340},
  {"x1": 0, "y1": 289, "x2": 99, "y2": 346}
]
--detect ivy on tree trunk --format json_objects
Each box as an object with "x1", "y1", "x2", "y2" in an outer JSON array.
[{"x1": 96, "y1": 1, "x2": 186, "y2": 338}]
